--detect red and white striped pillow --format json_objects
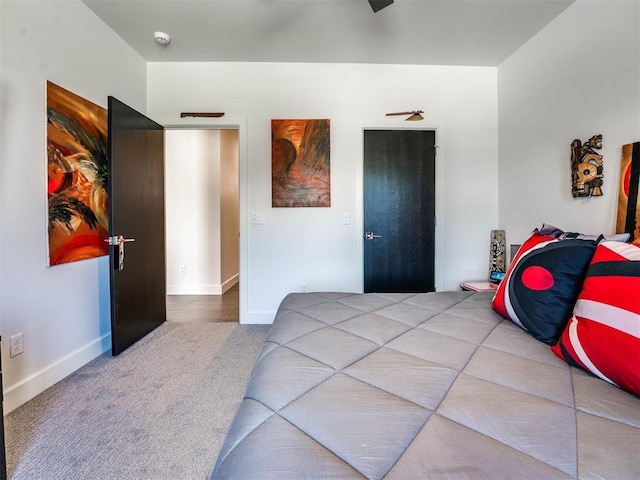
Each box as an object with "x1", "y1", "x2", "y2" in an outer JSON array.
[{"x1": 551, "y1": 241, "x2": 640, "y2": 395}]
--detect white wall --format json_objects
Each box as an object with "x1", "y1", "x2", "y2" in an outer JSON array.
[
  {"x1": 498, "y1": 0, "x2": 640, "y2": 246},
  {"x1": 166, "y1": 130, "x2": 222, "y2": 294},
  {"x1": 148, "y1": 62, "x2": 499, "y2": 322},
  {"x1": 0, "y1": 0, "x2": 146, "y2": 412},
  {"x1": 165, "y1": 129, "x2": 239, "y2": 295}
]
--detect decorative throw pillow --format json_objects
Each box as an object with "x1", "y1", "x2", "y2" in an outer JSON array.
[
  {"x1": 551, "y1": 241, "x2": 640, "y2": 395},
  {"x1": 539, "y1": 223, "x2": 630, "y2": 242},
  {"x1": 492, "y1": 229, "x2": 598, "y2": 345}
]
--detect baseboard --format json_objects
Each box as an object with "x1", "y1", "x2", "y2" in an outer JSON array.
[
  {"x1": 240, "y1": 310, "x2": 277, "y2": 325},
  {"x1": 221, "y1": 274, "x2": 239, "y2": 293},
  {"x1": 167, "y1": 284, "x2": 222, "y2": 295},
  {"x1": 3, "y1": 333, "x2": 111, "y2": 414},
  {"x1": 167, "y1": 273, "x2": 239, "y2": 296}
]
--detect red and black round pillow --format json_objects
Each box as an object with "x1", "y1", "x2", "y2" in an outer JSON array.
[{"x1": 492, "y1": 230, "x2": 598, "y2": 345}]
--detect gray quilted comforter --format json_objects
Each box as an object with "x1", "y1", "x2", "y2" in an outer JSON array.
[{"x1": 211, "y1": 291, "x2": 639, "y2": 479}]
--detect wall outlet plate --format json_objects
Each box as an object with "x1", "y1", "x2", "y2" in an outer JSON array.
[{"x1": 10, "y1": 332, "x2": 24, "y2": 357}]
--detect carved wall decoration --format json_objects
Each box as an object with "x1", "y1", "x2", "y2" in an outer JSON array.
[{"x1": 571, "y1": 134, "x2": 603, "y2": 197}]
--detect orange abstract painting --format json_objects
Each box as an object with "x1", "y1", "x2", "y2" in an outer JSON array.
[
  {"x1": 616, "y1": 142, "x2": 640, "y2": 245},
  {"x1": 47, "y1": 81, "x2": 109, "y2": 265},
  {"x1": 272, "y1": 119, "x2": 330, "y2": 207}
]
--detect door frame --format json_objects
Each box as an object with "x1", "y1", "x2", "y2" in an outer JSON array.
[
  {"x1": 156, "y1": 116, "x2": 248, "y2": 323},
  {"x1": 355, "y1": 121, "x2": 445, "y2": 292}
]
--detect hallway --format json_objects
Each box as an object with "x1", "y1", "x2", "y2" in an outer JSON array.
[{"x1": 166, "y1": 284, "x2": 239, "y2": 322}]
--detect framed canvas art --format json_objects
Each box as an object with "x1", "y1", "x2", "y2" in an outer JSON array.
[
  {"x1": 616, "y1": 142, "x2": 640, "y2": 245},
  {"x1": 272, "y1": 119, "x2": 330, "y2": 207},
  {"x1": 46, "y1": 81, "x2": 109, "y2": 265}
]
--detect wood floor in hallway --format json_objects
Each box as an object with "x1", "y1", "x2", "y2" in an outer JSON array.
[{"x1": 166, "y1": 283, "x2": 239, "y2": 322}]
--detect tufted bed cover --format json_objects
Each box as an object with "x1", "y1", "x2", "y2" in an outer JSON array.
[{"x1": 211, "y1": 291, "x2": 640, "y2": 479}]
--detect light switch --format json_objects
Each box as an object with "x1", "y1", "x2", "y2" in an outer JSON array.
[
  {"x1": 251, "y1": 212, "x2": 264, "y2": 224},
  {"x1": 343, "y1": 212, "x2": 351, "y2": 225}
]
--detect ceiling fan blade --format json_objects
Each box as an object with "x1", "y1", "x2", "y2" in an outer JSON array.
[
  {"x1": 368, "y1": 0, "x2": 394, "y2": 13},
  {"x1": 180, "y1": 112, "x2": 225, "y2": 118}
]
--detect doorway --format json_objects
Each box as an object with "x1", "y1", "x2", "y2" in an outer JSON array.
[{"x1": 164, "y1": 128, "x2": 240, "y2": 322}]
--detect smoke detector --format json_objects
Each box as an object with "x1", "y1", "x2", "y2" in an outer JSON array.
[{"x1": 153, "y1": 31, "x2": 171, "y2": 45}]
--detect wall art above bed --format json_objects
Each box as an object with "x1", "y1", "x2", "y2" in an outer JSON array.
[
  {"x1": 46, "y1": 81, "x2": 109, "y2": 266},
  {"x1": 272, "y1": 119, "x2": 330, "y2": 207},
  {"x1": 616, "y1": 141, "x2": 640, "y2": 244}
]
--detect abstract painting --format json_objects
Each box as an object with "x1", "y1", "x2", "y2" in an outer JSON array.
[
  {"x1": 272, "y1": 119, "x2": 330, "y2": 207},
  {"x1": 47, "y1": 81, "x2": 109, "y2": 265},
  {"x1": 616, "y1": 141, "x2": 640, "y2": 245}
]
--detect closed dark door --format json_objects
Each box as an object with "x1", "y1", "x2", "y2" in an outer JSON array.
[
  {"x1": 108, "y1": 97, "x2": 166, "y2": 355},
  {"x1": 364, "y1": 129, "x2": 436, "y2": 293}
]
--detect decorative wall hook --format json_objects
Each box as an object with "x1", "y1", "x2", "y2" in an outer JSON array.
[{"x1": 571, "y1": 134, "x2": 603, "y2": 197}]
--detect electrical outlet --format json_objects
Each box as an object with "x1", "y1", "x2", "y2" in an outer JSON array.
[
  {"x1": 301, "y1": 282, "x2": 308, "y2": 293},
  {"x1": 10, "y1": 332, "x2": 24, "y2": 358},
  {"x1": 179, "y1": 265, "x2": 186, "y2": 274}
]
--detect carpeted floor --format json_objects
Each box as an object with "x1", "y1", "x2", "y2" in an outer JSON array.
[{"x1": 4, "y1": 320, "x2": 270, "y2": 480}]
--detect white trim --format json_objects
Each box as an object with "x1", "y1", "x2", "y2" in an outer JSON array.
[
  {"x1": 3, "y1": 333, "x2": 111, "y2": 414},
  {"x1": 221, "y1": 273, "x2": 240, "y2": 294},
  {"x1": 167, "y1": 285, "x2": 222, "y2": 295},
  {"x1": 166, "y1": 273, "x2": 239, "y2": 296},
  {"x1": 355, "y1": 121, "x2": 446, "y2": 292},
  {"x1": 240, "y1": 310, "x2": 277, "y2": 325}
]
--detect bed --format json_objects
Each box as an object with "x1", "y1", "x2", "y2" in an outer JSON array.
[{"x1": 210, "y1": 290, "x2": 639, "y2": 479}]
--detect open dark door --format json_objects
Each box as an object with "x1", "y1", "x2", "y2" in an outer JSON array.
[
  {"x1": 108, "y1": 97, "x2": 166, "y2": 355},
  {"x1": 364, "y1": 129, "x2": 436, "y2": 293}
]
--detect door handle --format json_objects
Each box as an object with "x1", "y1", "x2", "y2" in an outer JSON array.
[
  {"x1": 365, "y1": 232, "x2": 382, "y2": 240},
  {"x1": 106, "y1": 235, "x2": 136, "y2": 271}
]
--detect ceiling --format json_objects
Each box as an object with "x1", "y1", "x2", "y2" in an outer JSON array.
[{"x1": 82, "y1": 0, "x2": 575, "y2": 66}]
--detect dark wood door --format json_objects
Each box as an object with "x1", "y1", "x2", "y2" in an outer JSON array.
[
  {"x1": 364, "y1": 129, "x2": 436, "y2": 293},
  {"x1": 108, "y1": 97, "x2": 166, "y2": 356}
]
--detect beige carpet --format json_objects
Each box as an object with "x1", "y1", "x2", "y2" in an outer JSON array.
[{"x1": 4, "y1": 322, "x2": 270, "y2": 480}]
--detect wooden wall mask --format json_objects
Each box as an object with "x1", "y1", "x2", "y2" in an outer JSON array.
[{"x1": 571, "y1": 134, "x2": 603, "y2": 197}]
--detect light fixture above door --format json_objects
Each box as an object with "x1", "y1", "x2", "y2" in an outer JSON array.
[{"x1": 386, "y1": 110, "x2": 424, "y2": 121}]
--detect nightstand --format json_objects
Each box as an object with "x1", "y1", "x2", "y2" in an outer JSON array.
[{"x1": 460, "y1": 281, "x2": 497, "y2": 292}]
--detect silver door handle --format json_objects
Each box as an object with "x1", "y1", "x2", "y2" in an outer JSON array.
[
  {"x1": 365, "y1": 232, "x2": 382, "y2": 240},
  {"x1": 106, "y1": 235, "x2": 136, "y2": 270}
]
